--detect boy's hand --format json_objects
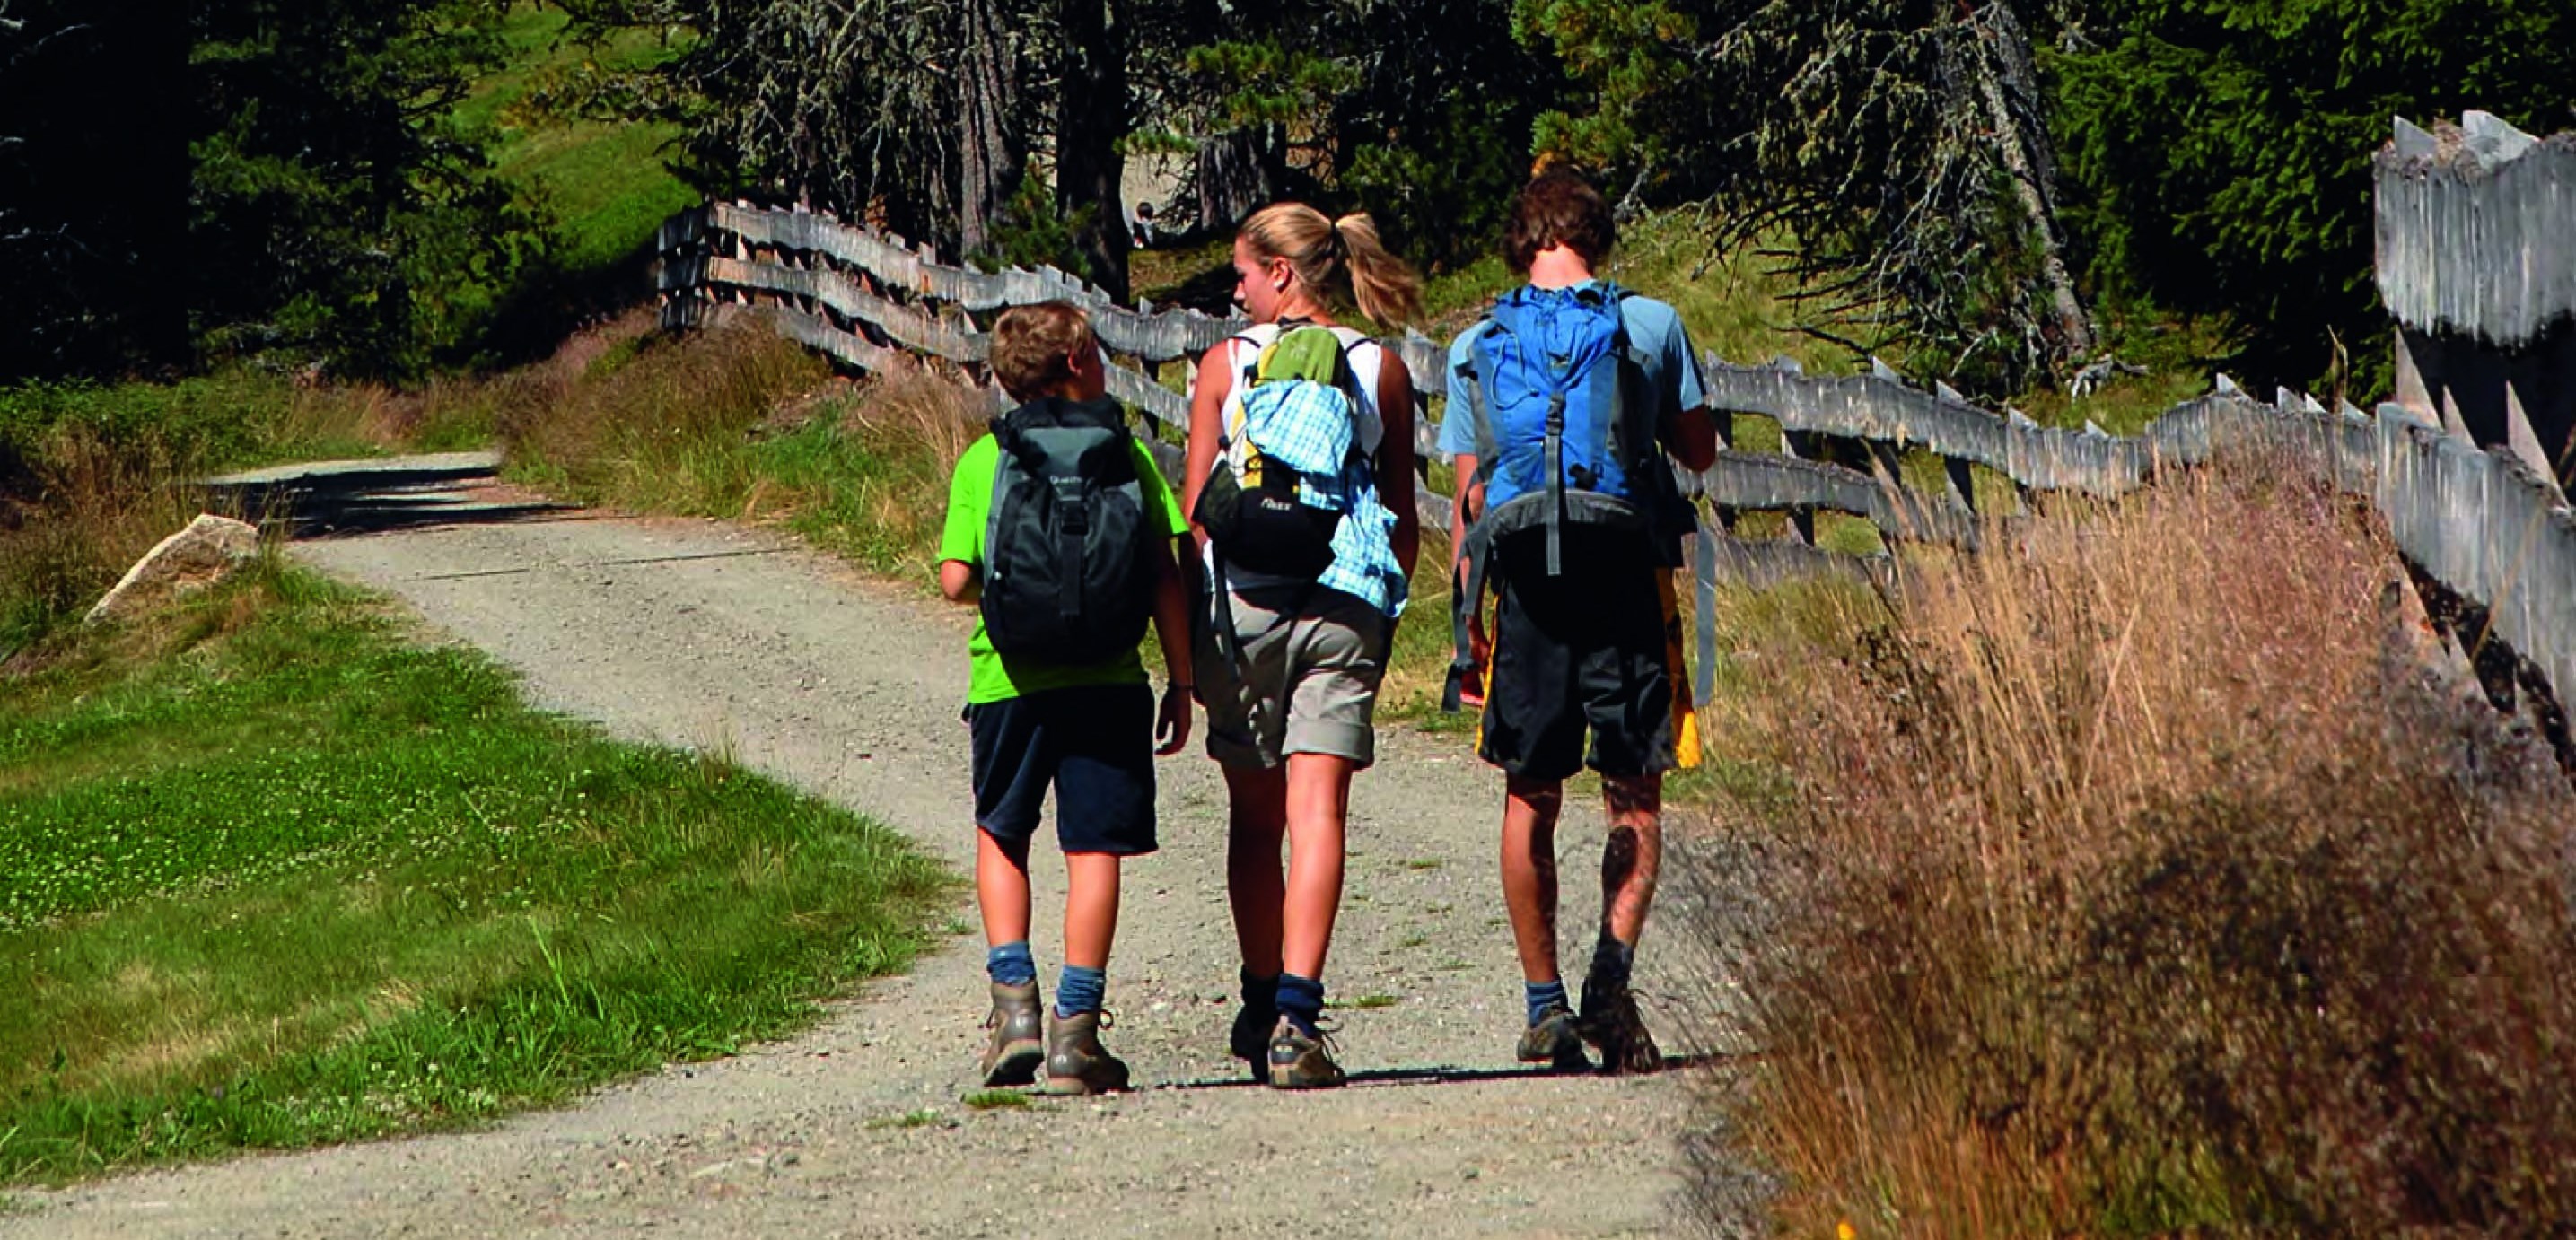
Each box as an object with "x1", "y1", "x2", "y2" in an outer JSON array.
[{"x1": 1155, "y1": 681, "x2": 1194, "y2": 755}]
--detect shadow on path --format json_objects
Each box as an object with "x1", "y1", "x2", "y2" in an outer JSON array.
[
  {"x1": 202, "y1": 451, "x2": 574, "y2": 538},
  {"x1": 1145, "y1": 1050, "x2": 1739, "y2": 1094}
]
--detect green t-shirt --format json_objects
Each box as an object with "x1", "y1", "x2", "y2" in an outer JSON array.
[{"x1": 938, "y1": 432, "x2": 1188, "y2": 704}]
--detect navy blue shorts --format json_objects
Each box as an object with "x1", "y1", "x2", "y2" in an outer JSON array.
[
  {"x1": 1477, "y1": 529, "x2": 1681, "y2": 782},
  {"x1": 966, "y1": 683, "x2": 1159, "y2": 856}
]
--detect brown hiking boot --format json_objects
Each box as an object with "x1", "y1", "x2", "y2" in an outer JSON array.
[
  {"x1": 1517, "y1": 1003, "x2": 1591, "y2": 1073},
  {"x1": 1266, "y1": 1016, "x2": 1347, "y2": 1090},
  {"x1": 979, "y1": 981, "x2": 1045, "y2": 1087},
  {"x1": 1041, "y1": 1009, "x2": 1131, "y2": 1096},
  {"x1": 1577, "y1": 975, "x2": 1663, "y2": 1075}
]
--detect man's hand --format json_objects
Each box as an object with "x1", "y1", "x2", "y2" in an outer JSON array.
[{"x1": 1155, "y1": 681, "x2": 1194, "y2": 756}]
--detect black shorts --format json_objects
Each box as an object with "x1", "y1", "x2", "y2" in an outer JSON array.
[
  {"x1": 966, "y1": 683, "x2": 1158, "y2": 856},
  {"x1": 1476, "y1": 530, "x2": 1682, "y2": 782}
]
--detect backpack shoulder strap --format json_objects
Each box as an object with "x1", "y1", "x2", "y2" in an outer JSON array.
[
  {"x1": 1600, "y1": 284, "x2": 1647, "y2": 367},
  {"x1": 981, "y1": 432, "x2": 1013, "y2": 577},
  {"x1": 1230, "y1": 324, "x2": 1282, "y2": 389},
  {"x1": 1330, "y1": 327, "x2": 1385, "y2": 463},
  {"x1": 1218, "y1": 328, "x2": 1275, "y2": 450},
  {"x1": 1456, "y1": 319, "x2": 1500, "y2": 469}
]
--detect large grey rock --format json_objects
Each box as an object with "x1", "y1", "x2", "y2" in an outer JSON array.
[{"x1": 83, "y1": 513, "x2": 260, "y2": 624}]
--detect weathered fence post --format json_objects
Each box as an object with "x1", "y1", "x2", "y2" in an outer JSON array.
[{"x1": 2375, "y1": 112, "x2": 2576, "y2": 498}]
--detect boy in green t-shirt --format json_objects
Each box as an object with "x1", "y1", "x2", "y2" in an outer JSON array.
[{"x1": 937, "y1": 301, "x2": 1193, "y2": 1095}]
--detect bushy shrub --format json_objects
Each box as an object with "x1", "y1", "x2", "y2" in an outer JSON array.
[{"x1": 1687, "y1": 457, "x2": 2576, "y2": 1235}]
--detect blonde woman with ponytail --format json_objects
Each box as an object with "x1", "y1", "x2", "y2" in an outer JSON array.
[{"x1": 1180, "y1": 203, "x2": 1422, "y2": 1088}]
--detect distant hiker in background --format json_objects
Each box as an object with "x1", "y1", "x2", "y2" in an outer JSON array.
[
  {"x1": 1131, "y1": 201, "x2": 1161, "y2": 249},
  {"x1": 1181, "y1": 203, "x2": 1422, "y2": 1088},
  {"x1": 1442, "y1": 170, "x2": 1718, "y2": 1074},
  {"x1": 936, "y1": 301, "x2": 1196, "y2": 1095}
]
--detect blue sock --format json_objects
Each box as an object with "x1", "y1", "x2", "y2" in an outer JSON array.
[
  {"x1": 1588, "y1": 935, "x2": 1634, "y2": 989},
  {"x1": 1056, "y1": 965, "x2": 1107, "y2": 1018},
  {"x1": 1240, "y1": 966, "x2": 1277, "y2": 1014},
  {"x1": 1275, "y1": 974, "x2": 1326, "y2": 1035},
  {"x1": 986, "y1": 940, "x2": 1036, "y2": 987},
  {"x1": 1524, "y1": 979, "x2": 1569, "y2": 1026}
]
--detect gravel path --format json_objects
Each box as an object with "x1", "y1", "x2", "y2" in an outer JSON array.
[{"x1": 6, "y1": 485, "x2": 1717, "y2": 1237}]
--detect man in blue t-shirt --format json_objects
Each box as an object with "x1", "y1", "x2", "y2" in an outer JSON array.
[{"x1": 1441, "y1": 169, "x2": 1718, "y2": 1074}]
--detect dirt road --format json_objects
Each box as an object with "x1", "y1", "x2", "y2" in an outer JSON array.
[{"x1": 7, "y1": 484, "x2": 1719, "y2": 1237}]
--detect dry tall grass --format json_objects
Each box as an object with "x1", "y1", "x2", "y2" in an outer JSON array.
[
  {"x1": 496, "y1": 311, "x2": 831, "y2": 502},
  {"x1": 1685, "y1": 456, "x2": 2576, "y2": 1236},
  {"x1": 0, "y1": 429, "x2": 206, "y2": 658},
  {"x1": 0, "y1": 371, "x2": 419, "y2": 657}
]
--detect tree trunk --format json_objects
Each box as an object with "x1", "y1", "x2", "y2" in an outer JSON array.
[
  {"x1": 1055, "y1": 0, "x2": 1127, "y2": 300},
  {"x1": 955, "y1": 0, "x2": 1021, "y2": 260},
  {"x1": 1194, "y1": 126, "x2": 1282, "y2": 234},
  {"x1": 1968, "y1": 2, "x2": 2094, "y2": 364}
]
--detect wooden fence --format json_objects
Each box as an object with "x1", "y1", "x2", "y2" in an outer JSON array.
[{"x1": 653, "y1": 199, "x2": 2576, "y2": 713}]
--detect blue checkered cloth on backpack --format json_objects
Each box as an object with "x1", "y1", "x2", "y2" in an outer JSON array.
[{"x1": 1238, "y1": 382, "x2": 1408, "y2": 616}]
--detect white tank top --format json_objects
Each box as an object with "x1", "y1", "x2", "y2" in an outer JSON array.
[
  {"x1": 1198, "y1": 323, "x2": 1388, "y2": 594},
  {"x1": 1213, "y1": 323, "x2": 1386, "y2": 458}
]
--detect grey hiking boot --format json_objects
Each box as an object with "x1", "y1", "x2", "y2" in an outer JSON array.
[
  {"x1": 1577, "y1": 974, "x2": 1662, "y2": 1076},
  {"x1": 980, "y1": 981, "x2": 1046, "y2": 1087},
  {"x1": 1266, "y1": 1015, "x2": 1347, "y2": 1090},
  {"x1": 1041, "y1": 1009, "x2": 1131, "y2": 1096},
  {"x1": 1517, "y1": 1003, "x2": 1590, "y2": 1073}
]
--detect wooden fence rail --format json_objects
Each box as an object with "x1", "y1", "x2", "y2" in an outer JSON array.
[{"x1": 654, "y1": 200, "x2": 2576, "y2": 712}]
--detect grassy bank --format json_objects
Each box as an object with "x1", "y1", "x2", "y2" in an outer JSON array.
[
  {"x1": 496, "y1": 315, "x2": 955, "y2": 580},
  {"x1": 466, "y1": 5, "x2": 696, "y2": 283},
  {"x1": 2, "y1": 372, "x2": 438, "y2": 656},
  {"x1": 0, "y1": 565, "x2": 947, "y2": 1183},
  {"x1": 1687, "y1": 458, "x2": 2576, "y2": 1234}
]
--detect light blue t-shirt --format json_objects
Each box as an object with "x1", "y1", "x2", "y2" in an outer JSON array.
[{"x1": 1437, "y1": 284, "x2": 1706, "y2": 458}]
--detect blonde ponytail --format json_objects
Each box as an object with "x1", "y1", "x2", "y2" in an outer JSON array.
[
  {"x1": 1239, "y1": 203, "x2": 1424, "y2": 329},
  {"x1": 1331, "y1": 213, "x2": 1423, "y2": 329}
]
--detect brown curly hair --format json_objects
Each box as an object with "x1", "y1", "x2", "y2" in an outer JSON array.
[{"x1": 988, "y1": 301, "x2": 1094, "y2": 401}]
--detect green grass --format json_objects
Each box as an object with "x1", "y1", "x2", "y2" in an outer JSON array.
[
  {"x1": 465, "y1": 5, "x2": 697, "y2": 284},
  {"x1": 961, "y1": 1089, "x2": 1029, "y2": 1111},
  {"x1": 1325, "y1": 994, "x2": 1400, "y2": 1011},
  {"x1": 2011, "y1": 303, "x2": 2243, "y2": 434},
  {"x1": 0, "y1": 567, "x2": 950, "y2": 1183},
  {"x1": 0, "y1": 372, "x2": 399, "y2": 481}
]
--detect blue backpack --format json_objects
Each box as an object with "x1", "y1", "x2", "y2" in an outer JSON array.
[{"x1": 1444, "y1": 283, "x2": 1685, "y2": 710}]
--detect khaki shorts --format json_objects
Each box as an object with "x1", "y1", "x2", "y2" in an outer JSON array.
[{"x1": 1196, "y1": 584, "x2": 1390, "y2": 769}]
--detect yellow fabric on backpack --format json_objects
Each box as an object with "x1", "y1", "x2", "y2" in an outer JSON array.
[{"x1": 1657, "y1": 569, "x2": 1701, "y2": 769}]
